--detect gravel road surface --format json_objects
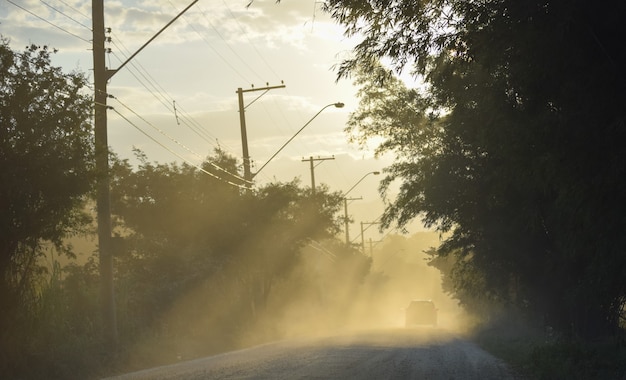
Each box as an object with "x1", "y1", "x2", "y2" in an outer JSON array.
[{"x1": 105, "y1": 328, "x2": 518, "y2": 379}]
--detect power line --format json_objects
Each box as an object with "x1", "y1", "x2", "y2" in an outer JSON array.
[
  {"x1": 110, "y1": 94, "x2": 252, "y2": 185},
  {"x1": 55, "y1": 0, "x2": 90, "y2": 19},
  {"x1": 6, "y1": 0, "x2": 91, "y2": 43},
  {"x1": 39, "y1": 0, "x2": 91, "y2": 31},
  {"x1": 220, "y1": 0, "x2": 281, "y2": 81},
  {"x1": 226, "y1": 0, "x2": 334, "y2": 167},
  {"x1": 309, "y1": 240, "x2": 337, "y2": 262},
  {"x1": 108, "y1": 33, "x2": 239, "y2": 156},
  {"x1": 164, "y1": 0, "x2": 253, "y2": 85},
  {"x1": 108, "y1": 48, "x2": 219, "y2": 147},
  {"x1": 218, "y1": 0, "x2": 314, "y2": 173},
  {"x1": 191, "y1": 1, "x2": 265, "y2": 81},
  {"x1": 110, "y1": 105, "x2": 250, "y2": 190}
]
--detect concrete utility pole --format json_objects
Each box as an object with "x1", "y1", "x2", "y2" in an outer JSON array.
[
  {"x1": 360, "y1": 221, "x2": 381, "y2": 255},
  {"x1": 236, "y1": 84, "x2": 286, "y2": 184},
  {"x1": 92, "y1": 0, "x2": 116, "y2": 348},
  {"x1": 301, "y1": 156, "x2": 334, "y2": 195},
  {"x1": 367, "y1": 237, "x2": 382, "y2": 256},
  {"x1": 343, "y1": 196, "x2": 362, "y2": 244},
  {"x1": 92, "y1": 0, "x2": 199, "y2": 348},
  {"x1": 342, "y1": 171, "x2": 379, "y2": 246}
]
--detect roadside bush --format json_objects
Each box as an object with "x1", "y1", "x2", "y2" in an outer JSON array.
[
  {"x1": 528, "y1": 340, "x2": 626, "y2": 380},
  {"x1": 474, "y1": 316, "x2": 626, "y2": 380},
  {"x1": 1, "y1": 256, "x2": 107, "y2": 380}
]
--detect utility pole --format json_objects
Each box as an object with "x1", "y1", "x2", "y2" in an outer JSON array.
[
  {"x1": 236, "y1": 84, "x2": 286, "y2": 184},
  {"x1": 301, "y1": 156, "x2": 334, "y2": 195},
  {"x1": 360, "y1": 221, "x2": 381, "y2": 255},
  {"x1": 342, "y1": 170, "x2": 379, "y2": 247},
  {"x1": 92, "y1": 0, "x2": 116, "y2": 348},
  {"x1": 343, "y1": 196, "x2": 361, "y2": 244},
  {"x1": 367, "y1": 237, "x2": 382, "y2": 256},
  {"x1": 92, "y1": 0, "x2": 199, "y2": 348}
]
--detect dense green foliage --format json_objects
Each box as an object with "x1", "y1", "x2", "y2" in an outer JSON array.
[
  {"x1": 326, "y1": 0, "x2": 626, "y2": 338},
  {"x1": 0, "y1": 39, "x2": 95, "y2": 376}
]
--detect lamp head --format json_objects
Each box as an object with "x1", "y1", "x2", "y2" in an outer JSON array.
[
  {"x1": 334, "y1": 102, "x2": 345, "y2": 108},
  {"x1": 373, "y1": 171, "x2": 380, "y2": 175}
]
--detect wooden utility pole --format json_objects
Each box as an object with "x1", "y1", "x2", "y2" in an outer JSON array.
[
  {"x1": 92, "y1": 0, "x2": 199, "y2": 348},
  {"x1": 301, "y1": 156, "x2": 334, "y2": 195}
]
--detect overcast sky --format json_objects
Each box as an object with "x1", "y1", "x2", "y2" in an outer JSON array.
[{"x1": 1, "y1": 0, "x2": 427, "y2": 241}]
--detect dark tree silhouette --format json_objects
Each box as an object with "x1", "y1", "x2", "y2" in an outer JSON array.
[
  {"x1": 326, "y1": 0, "x2": 626, "y2": 338},
  {"x1": 0, "y1": 40, "x2": 94, "y2": 323}
]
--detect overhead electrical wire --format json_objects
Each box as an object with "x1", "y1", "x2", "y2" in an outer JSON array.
[
  {"x1": 108, "y1": 46, "x2": 218, "y2": 146},
  {"x1": 219, "y1": 0, "x2": 281, "y2": 81},
  {"x1": 308, "y1": 240, "x2": 337, "y2": 262},
  {"x1": 160, "y1": 1, "x2": 316, "y2": 182},
  {"x1": 39, "y1": 0, "x2": 91, "y2": 31},
  {"x1": 55, "y1": 0, "x2": 90, "y2": 20},
  {"x1": 108, "y1": 105, "x2": 250, "y2": 190},
  {"x1": 108, "y1": 32, "x2": 240, "y2": 156},
  {"x1": 111, "y1": 94, "x2": 208, "y2": 161},
  {"x1": 164, "y1": 0, "x2": 254, "y2": 85},
  {"x1": 350, "y1": 213, "x2": 402, "y2": 252},
  {"x1": 109, "y1": 1, "x2": 342, "y2": 191},
  {"x1": 218, "y1": 0, "x2": 341, "y2": 184},
  {"x1": 110, "y1": 94, "x2": 252, "y2": 185},
  {"x1": 162, "y1": 0, "x2": 298, "y2": 182},
  {"x1": 190, "y1": 1, "x2": 265, "y2": 81},
  {"x1": 6, "y1": 0, "x2": 91, "y2": 43}
]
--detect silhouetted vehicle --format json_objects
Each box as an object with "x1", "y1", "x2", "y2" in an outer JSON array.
[{"x1": 405, "y1": 300, "x2": 437, "y2": 327}]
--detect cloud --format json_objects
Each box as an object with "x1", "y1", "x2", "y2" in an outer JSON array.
[{"x1": 1, "y1": 0, "x2": 91, "y2": 50}]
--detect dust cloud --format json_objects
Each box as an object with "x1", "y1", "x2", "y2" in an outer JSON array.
[
  {"x1": 263, "y1": 232, "x2": 474, "y2": 337},
  {"x1": 117, "y1": 231, "x2": 475, "y2": 372}
]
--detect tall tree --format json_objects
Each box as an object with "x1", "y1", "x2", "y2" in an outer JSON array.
[
  {"x1": 109, "y1": 150, "x2": 344, "y2": 324},
  {"x1": 0, "y1": 40, "x2": 94, "y2": 319},
  {"x1": 325, "y1": 0, "x2": 626, "y2": 337}
]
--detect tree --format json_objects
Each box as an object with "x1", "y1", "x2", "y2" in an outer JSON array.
[
  {"x1": 325, "y1": 0, "x2": 626, "y2": 337},
  {"x1": 108, "y1": 149, "x2": 246, "y2": 324},
  {"x1": 238, "y1": 181, "x2": 344, "y2": 316},
  {"x1": 109, "y1": 150, "x2": 344, "y2": 328},
  {"x1": 0, "y1": 40, "x2": 94, "y2": 323}
]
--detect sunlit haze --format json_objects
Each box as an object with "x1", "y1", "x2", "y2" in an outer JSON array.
[{"x1": 0, "y1": 0, "x2": 467, "y2": 370}]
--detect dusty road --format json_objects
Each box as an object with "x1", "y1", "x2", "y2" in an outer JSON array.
[{"x1": 105, "y1": 328, "x2": 518, "y2": 379}]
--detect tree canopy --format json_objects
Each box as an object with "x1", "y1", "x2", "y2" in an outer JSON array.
[
  {"x1": 108, "y1": 150, "x2": 346, "y2": 322},
  {"x1": 326, "y1": 0, "x2": 626, "y2": 337},
  {"x1": 0, "y1": 39, "x2": 94, "y2": 314}
]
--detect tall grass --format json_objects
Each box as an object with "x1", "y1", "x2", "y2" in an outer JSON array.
[{"x1": 1, "y1": 257, "x2": 109, "y2": 379}]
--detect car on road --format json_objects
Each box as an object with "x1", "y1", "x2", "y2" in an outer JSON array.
[{"x1": 405, "y1": 300, "x2": 437, "y2": 327}]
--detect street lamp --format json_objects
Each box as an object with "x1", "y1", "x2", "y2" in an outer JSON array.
[
  {"x1": 344, "y1": 171, "x2": 381, "y2": 196},
  {"x1": 252, "y1": 102, "x2": 344, "y2": 178},
  {"x1": 343, "y1": 171, "x2": 380, "y2": 244}
]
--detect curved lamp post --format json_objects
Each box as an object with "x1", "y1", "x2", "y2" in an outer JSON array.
[
  {"x1": 344, "y1": 171, "x2": 380, "y2": 244},
  {"x1": 252, "y1": 102, "x2": 344, "y2": 178}
]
